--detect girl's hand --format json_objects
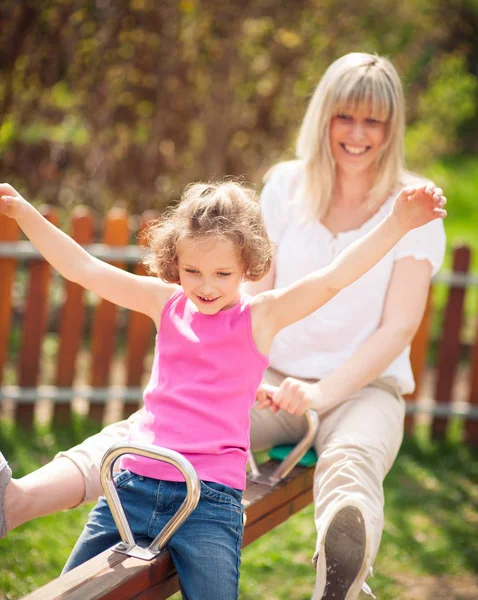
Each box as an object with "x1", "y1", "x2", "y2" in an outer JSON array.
[
  {"x1": 256, "y1": 383, "x2": 280, "y2": 413},
  {"x1": 392, "y1": 183, "x2": 447, "y2": 233},
  {"x1": 257, "y1": 379, "x2": 322, "y2": 416},
  {"x1": 0, "y1": 184, "x2": 27, "y2": 219}
]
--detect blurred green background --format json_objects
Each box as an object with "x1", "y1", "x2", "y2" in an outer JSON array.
[{"x1": 1, "y1": 0, "x2": 477, "y2": 220}]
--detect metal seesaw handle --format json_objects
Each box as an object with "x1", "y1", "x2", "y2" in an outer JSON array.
[
  {"x1": 100, "y1": 441, "x2": 201, "y2": 560},
  {"x1": 247, "y1": 409, "x2": 319, "y2": 487}
]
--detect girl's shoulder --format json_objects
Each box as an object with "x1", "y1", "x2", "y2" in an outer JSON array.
[{"x1": 153, "y1": 283, "x2": 181, "y2": 328}]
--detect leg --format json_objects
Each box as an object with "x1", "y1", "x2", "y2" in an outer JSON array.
[
  {"x1": 55, "y1": 413, "x2": 138, "y2": 503},
  {"x1": 63, "y1": 469, "x2": 154, "y2": 572},
  {"x1": 62, "y1": 495, "x2": 123, "y2": 572},
  {"x1": 4, "y1": 457, "x2": 86, "y2": 532},
  {"x1": 312, "y1": 380, "x2": 405, "y2": 600},
  {"x1": 164, "y1": 481, "x2": 244, "y2": 600},
  {"x1": 1, "y1": 414, "x2": 137, "y2": 537}
]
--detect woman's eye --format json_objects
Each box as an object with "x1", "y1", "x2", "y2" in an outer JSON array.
[{"x1": 336, "y1": 113, "x2": 351, "y2": 120}]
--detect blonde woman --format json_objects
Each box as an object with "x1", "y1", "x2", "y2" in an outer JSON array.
[
  {"x1": 1, "y1": 53, "x2": 445, "y2": 599},
  {"x1": 251, "y1": 53, "x2": 445, "y2": 599}
]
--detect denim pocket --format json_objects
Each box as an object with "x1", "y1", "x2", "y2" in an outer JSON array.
[
  {"x1": 200, "y1": 481, "x2": 243, "y2": 516},
  {"x1": 114, "y1": 469, "x2": 137, "y2": 490}
]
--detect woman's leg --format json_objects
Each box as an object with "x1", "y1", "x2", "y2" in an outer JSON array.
[
  {"x1": 1, "y1": 414, "x2": 137, "y2": 536},
  {"x1": 311, "y1": 380, "x2": 405, "y2": 600}
]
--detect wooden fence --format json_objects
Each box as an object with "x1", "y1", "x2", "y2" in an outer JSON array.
[{"x1": 1, "y1": 208, "x2": 478, "y2": 442}]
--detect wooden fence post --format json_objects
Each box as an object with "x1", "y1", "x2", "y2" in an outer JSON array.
[
  {"x1": 465, "y1": 319, "x2": 478, "y2": 445},
  {"x1": 404, "y1": 288, "x2": 432, "y2": 433},
  {"x1": 16, "y1": 205, "x2": 58, "y2": 428},
  {"x1": 123, "y1": 211, "x2": 158, "y2": 418},
  {"x1": 432, "y1": 244, "x2": 471, "y2": 440},
  {"x1": 54, "y1": 207, "x2": 94, "y2": 425},
  {"x1": 88, "y1": 208, "x2": 130, "y2": 423},
  {"x1": 0, "y1": 216, "x2": 20, "y2": 387}
]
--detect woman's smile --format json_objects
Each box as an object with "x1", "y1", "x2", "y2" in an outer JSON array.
[{"x1": 341, "y1": 144, "x2": 370, "y2": 155}]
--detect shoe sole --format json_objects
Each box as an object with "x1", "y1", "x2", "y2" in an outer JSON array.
[{"x1": 322, "y1": 506, "x2": 366, "y2": 600}]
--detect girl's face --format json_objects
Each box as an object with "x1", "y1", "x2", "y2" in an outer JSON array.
[
  {"x1": 177, "y1": 236, "x2": 244, "y2": 314},
  {"x1": 329, "y1": 104, "x2": 387, "y2": 178}
]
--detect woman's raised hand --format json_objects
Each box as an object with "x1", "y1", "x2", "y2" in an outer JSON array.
[
  {"x1": 0, "y1": 184, "x2": 27, "y2": 219},
  {"x1": 392, "y1": 183, "x2": 447, "y2": 233}
]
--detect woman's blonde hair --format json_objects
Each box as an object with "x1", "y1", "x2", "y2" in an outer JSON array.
[
  {"x1": 142, "y1": 180, "x2": 273, "y2": 283},
  {"x1": 296, "y1": 52, "x2": 406, "y2": 219}
]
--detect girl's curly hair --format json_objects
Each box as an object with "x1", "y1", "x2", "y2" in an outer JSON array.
[{"x1": 142, "y1": 180, "x2": 273, "y2": 283}]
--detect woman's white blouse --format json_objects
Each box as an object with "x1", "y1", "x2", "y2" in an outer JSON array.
[{"x1": 260, "y1": 161, "x2": 446, "y2": 394}]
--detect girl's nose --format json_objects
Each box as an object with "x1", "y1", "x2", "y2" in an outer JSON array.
[{"x1": 200, "y1": 280, "x2": 214, "y2": 294}]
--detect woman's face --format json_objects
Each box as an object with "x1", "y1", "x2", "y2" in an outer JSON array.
[{"x1": 329, "y1": 104, "x2": 387, "y2": 177}]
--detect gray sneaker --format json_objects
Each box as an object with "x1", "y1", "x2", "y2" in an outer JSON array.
[
  {"x1": 316, "y1": 505, "x2": 369, "y2": 600},
  {"x1": 0, "y1": 451, "x2": 12, "y2": 539}
]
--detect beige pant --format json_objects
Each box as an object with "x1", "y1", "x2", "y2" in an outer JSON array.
[{"x1": 57, "y1": 368, "x2": 405, "y2": 594}]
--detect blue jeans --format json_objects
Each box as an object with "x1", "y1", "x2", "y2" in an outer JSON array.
[{"x1": 63, "y1": 471, "x2": 244, "y2": 600}]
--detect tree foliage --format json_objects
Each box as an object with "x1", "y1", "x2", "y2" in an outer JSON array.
[{"x1": 0, "y1": 0, "x2": 477, "y2": 212}]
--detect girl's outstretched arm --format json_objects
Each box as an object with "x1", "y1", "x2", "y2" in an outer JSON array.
[
  {"x1": 0, "y1": 184, "x2": 175, "y2": 322},
  {"x1": 261, "y1": 183, "x2": 446, "y2": 335}
]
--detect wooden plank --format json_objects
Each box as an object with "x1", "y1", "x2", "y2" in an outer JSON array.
[
  {"x1": 0, "y1": 215, "x2": 20, "y2": 386},
  {"x1": 54, "y1": 208, "x2": 94, "y2": 425},
  {"x1": 243, "y1": 485, "x2": 312, "y2": 546},
  {"x1": 122, "y1": 212, "x2": 158, "y2": 418},
  {"x1": 21, "y1": 462, "x2": 314, "y2": 600},
  {"x1": 404, "y1": 289, "x2": 432, "y2": 433},
  {"x1": 88, "y1": 208, "x2": 130, "y2": 423},
  {"x1": 17, "y1": 206, "x2": 58, "y2": 428},
  {"x1": 432, "y1": 245, "x2": 471, "y2": 440},
  {"x1": 130, "y1": 572, "x2": 179, "y2": 600},
  {"x1": 242, "y1": 460, "x2": 313, "y2": 525}
]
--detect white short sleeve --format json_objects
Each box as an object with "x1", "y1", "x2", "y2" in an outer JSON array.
[
  {"x1": 393, "y1": 218, "x2": 446, "y2": 275},
  {"x1": 260, "y1": 161, "x2": 301, "y2": 244}
]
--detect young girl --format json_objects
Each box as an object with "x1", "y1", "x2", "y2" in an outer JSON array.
[{"x1": 0, "y1": 178, "x2": 445, "y2": 599}]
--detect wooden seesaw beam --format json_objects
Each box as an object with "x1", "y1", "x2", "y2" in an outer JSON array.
[{"x1": 22, "y1": 460, "x2": 314, "y2": 600}]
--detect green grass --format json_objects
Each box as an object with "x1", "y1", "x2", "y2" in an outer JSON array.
[{"x1": 1, "y1": 418, "x2": 477, "y2": 600}]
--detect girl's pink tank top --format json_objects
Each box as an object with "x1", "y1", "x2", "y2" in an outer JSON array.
[{"x1": 120, "y1": 288, "x2": 269, "y2": 490}]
